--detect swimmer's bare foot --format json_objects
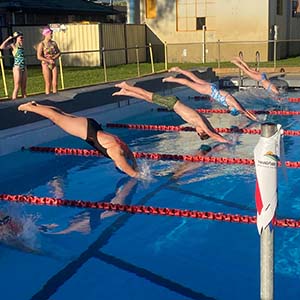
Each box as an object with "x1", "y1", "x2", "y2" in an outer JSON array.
[
  {"x1": 231, "y1": 58, "x2": 240, "y2": 65},
  {"x1": 162, "y1": 76, "x2": 176, "y2": 83},
  {"x1": 168, "y1": 67, "x2": 181, "y2": 73},
  {"x1": 18, "y1": 101, "x2": 37, "y2": 113},
  {"x1": 112, "y1": 88, "x2": 127, "y2": 96},
  {"x1": 115, "y1": 81, "x2": 132, "y2": 89}
]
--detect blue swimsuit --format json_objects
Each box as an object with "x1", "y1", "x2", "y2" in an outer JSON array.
[
  {"x1": 210, "y1": 84, "x2": 228, "y2": 107},
  {"x1": 259, "y1": 73, "x2": 272, "y2": 92},
  {"x1": 210, "y1": 84, "x2": 239, "y2": 116}
]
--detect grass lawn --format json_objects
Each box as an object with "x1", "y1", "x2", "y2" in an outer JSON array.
[{"x1": 0, "y1": 56, "x2": 300, "y2": 100}]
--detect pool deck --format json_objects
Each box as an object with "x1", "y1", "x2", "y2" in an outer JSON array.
[
  {"x1": 0, "y1": 66, "x2": 300, "y2": 134},
  {"x1": 0, "y1": 68, "x2": 218, "y2": 131}
]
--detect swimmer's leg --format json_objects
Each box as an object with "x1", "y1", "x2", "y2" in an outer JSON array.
[
  {"x1": 18, "y1": 102, "x2": 88, "y2": 139},
  {"x1": 113, "y1": 82, "x2": 153, "y2": 102},
  {"x1": 231, "y1": 58, "x2": 261, "y2": 81}
]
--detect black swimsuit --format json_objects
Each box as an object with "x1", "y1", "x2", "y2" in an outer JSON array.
[{"x1": 85, "y1": 118, "x2": 110, "y2": 158}]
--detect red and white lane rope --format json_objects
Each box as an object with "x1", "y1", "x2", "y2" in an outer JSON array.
[
  {"x1": 106, "y1": 123, "x2": 300, "y2": 136},
  {"x1": 157, "y1": 107, "x2": 300, "y2": 115},
  {"x1": 0, "y1": 194, "x2": 299, "y2": 228},
  {"x1": 24, "y1": 146, "x2": 300, "y2": 168},
  {"x1": 187, "y1": 96, "x2": 300, "y2": 103}
]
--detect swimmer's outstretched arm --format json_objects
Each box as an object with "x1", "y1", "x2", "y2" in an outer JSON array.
[
  {"x1": 173, "y1": 101, "x2": 229, "y2": 144},
  {"x1": 225, "y1": 95, "x2": 258, "y2": 121},
  {"x1": 108, "y1": 150, "x2": 139, "y2": 178}
]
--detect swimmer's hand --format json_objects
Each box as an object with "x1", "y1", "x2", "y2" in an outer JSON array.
[
  {"x1": 244, "y1": 110, "x2": 258, "y2": 121},
  {"x1": 136, "y1": 162, "x2": 154, "y2": 181}
]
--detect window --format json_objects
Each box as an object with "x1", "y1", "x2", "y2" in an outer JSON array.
[
  {"x1": 176, "y1": 0, "x2": 206, "y2": 32},
  {"x1": 146, "y1": 0, "x2": 157, "y2": 19},
  {"x1": 196, "y1": 17, "x2": 206, "y2": 30},
  {"x1": 276, "y1": 0, "x2": 283, "y2": 16}
]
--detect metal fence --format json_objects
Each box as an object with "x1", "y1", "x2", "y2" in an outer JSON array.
[
  {"x1": 1, "y1": 35, "x2": 300, "y2": 99},
  {"x1": 165, "y1": 39, "x2": 300, "y2": 68}
]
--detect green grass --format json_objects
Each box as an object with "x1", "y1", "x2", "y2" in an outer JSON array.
[{"x1": 0, "y1": 56, "x2": 300, "y2": 99}]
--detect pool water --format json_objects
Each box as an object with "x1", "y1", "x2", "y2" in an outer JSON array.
[{"x1": 1, "y1": 87, "x2": 300, "y2": 300}]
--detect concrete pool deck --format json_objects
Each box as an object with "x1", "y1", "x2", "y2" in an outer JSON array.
[{"x1": 0, "y1": 68, "x2": 218, "y2": 131}]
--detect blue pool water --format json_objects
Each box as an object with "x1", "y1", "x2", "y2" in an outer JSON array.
[{"x1": 1, "y1": 87, "x2": 300, "y2": 300}]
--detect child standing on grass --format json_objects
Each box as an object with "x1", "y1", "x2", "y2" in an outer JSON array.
[
  {"x1": 37, "y1": 27, "x2": 61, "y2": 95},
  {"x1": 0, "y1": 31, "x2": 27, "y2": 99}
]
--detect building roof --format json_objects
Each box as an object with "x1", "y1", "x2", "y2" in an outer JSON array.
[{"x1": 0, "y1": 0, "x2": 119, "y2": 14}]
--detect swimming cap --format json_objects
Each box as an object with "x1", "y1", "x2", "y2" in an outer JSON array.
[
  {"x1": 200, "y1": 144, "x2": 212, "y2": 152},
  {"x1": 230, "y1": 108, "x2": 240, "y2": 116},
  {"x1": 198, "y1": 132, "x2": 210, "y2": 140},
  {"x1": 42, "y1": 27, "x2": 53, "y2": 36}
]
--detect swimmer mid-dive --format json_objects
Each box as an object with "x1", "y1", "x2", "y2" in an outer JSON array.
[
  {"x1": 162, "y1": 67, "x2": 257, "y2": 121},
  {"x1": 18, "y1": 102, "x2": 139, "y2": 178},
  {"x1": 113, "y1": 81, "x2": 230, "y2": 144},
  {"x1": 231, "y1": 57, "x2": 280, "y2": 95}
]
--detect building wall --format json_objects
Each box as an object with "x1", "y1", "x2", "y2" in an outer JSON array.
[
  {"x1": 142, "y1": 0, "x2": 300, "y2": 62},
  {"x1": 0, "y1": 23, "x2": 147, "y2": 68}
]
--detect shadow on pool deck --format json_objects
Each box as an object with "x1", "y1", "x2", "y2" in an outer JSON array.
[
  {"x1": 0, "y1": 68, "x2": 218, "y2": 131},
  {"x1": 1, "y1": 67, "x2": 300, "y2": 131}
]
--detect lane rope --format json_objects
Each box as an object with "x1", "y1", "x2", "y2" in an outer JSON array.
[
  {"x1": 24, "y1": 146, "x2": 300, "y2": 168},
  {"x1": 106, "y1": 123, "x2": 300, "y2": 136},
  {"x1": 0, "y1": 194, "x2": 299, "y2": 228},
  {"x1": 187, "y1": 96, "x2": 300, "y2": 103},
  {"x1": 157, "y1": 108, "x2": 300, "y2": 115}
]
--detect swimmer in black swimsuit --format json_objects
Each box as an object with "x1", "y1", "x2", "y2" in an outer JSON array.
[
  {"x1": 231, "y1": 57, "x2": 279, "y2": 95},
  {"x1": 85, "y1": 118, "x2": 110, "y2": 157},
  {"x1": 18, "y1": 102, "x2": 139, "y2": 178},
  {"x1": 113, "y1": 81, "x2": 230, "y2": 144}
]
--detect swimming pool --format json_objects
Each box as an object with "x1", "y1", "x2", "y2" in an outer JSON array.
[{"x1": 1, "y1": 86, "x2": 300, "y2": 300}]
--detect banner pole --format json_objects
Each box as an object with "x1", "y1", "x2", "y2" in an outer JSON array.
[{"x1": 255, "y1": 122, "x2": 278, "y2": 300}]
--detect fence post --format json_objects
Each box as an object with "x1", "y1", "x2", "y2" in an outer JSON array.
[
  {"x1": 254, "y1": 122, "x2": 281, "y2": 300},
  {"x1": 255, "y1": 51, "x2": 260, "y2": 88},
  {"x1": 149, "y1": 43, "x2": 154, "y2": 73},
  {"x1": 217, "y1": 39, "x2": 221, "y2": 69},
  {"x1": 0, "y1": 53, "x2": 8, "y2": 98},
  {"x1": 136, "y1": 45, "x2": 140, "y2": 77},
  {"x1": 273, "y1": 25, "x2": 278, "y2": 70},
  {"x1": 238, "y1": 51, "x2": 244, "y2": 88},
  {"x1": 164, "y1": 41, "x2": 168, "y2": 71},
  {"x1": 202, "y1": 25, "x2": 206, "y2": 64},
  {"x1": 58, "y1": 56, "x2": 65, "y2": 90},
  {"x1": 102, "y1": 47, "x2": 108, "y2": 83}
]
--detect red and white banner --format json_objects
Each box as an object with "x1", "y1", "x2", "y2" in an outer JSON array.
[{"x1": 254, "y1": 124, "x2": 282, "y2": 234}]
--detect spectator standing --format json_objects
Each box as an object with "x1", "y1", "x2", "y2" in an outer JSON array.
[
  {"x1": 37, "y1": 27, "x2": 61, "y2": 94},
  {"x1": 0, "y1": 31, "x2": 27, "y2": 99}
]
